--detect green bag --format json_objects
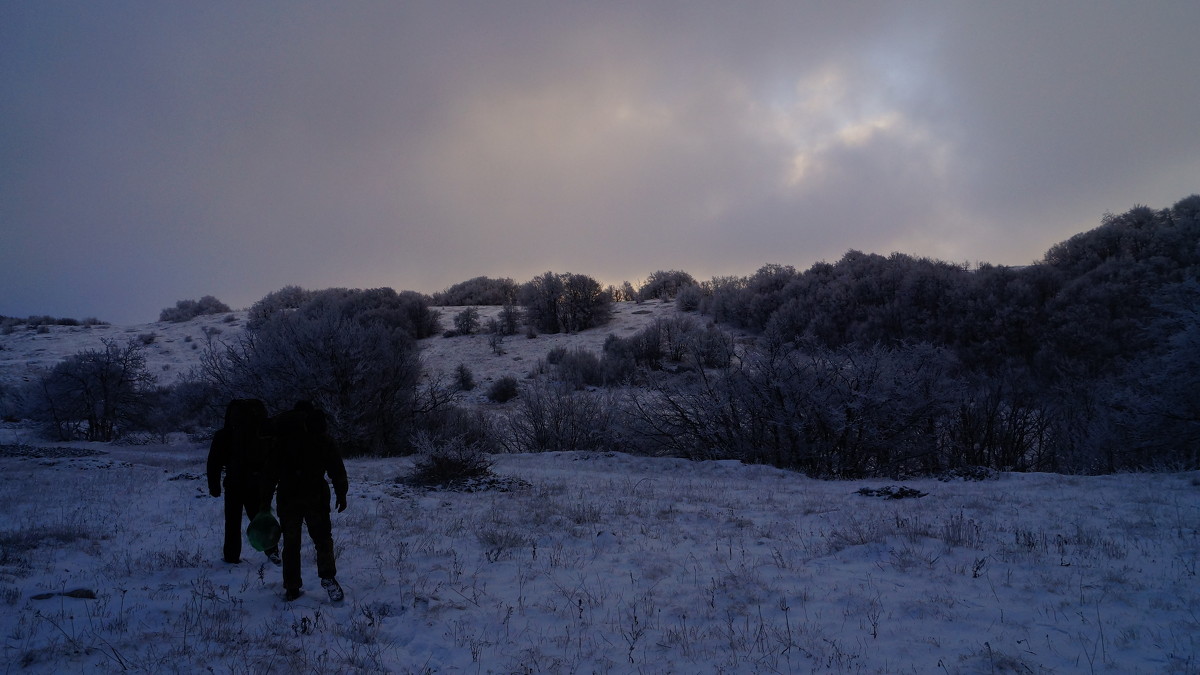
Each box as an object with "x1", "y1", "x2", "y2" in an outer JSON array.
[{"x1": 247, "y1": 509, "x2": 281, "y2": 552}]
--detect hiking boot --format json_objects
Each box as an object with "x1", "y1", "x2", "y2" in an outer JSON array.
[
  {"x1": 321, "y1": 577, "x2": 344, "y2": 602},
  {"x1": 284, "y1": 588, "x2": 304, "y2": 601},
  {"x1": 266, "y1": 547, "x2": 282, "y2": 566}
]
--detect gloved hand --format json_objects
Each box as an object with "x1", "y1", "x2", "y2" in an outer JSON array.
[{"x1": 336, "y1": 495, "x2": 347, "y2": 512}]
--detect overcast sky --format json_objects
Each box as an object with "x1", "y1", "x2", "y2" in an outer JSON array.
[{"x1": 3, "y1": 2, "x2": 1198, "y2": 324}]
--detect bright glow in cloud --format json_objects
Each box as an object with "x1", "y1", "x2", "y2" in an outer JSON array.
[{"x1": 1, "y1": 2, "x2": 1197, "y2": 322}]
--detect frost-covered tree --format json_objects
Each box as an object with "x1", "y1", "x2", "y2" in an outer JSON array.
[
  {"x1": 495, "y1": 302, "x2": 522, "y2": 336},
  {"x1": 558, "y1": 273, "x2": 612, "y2": 333},
  {"x1": 432, "y1": 276, "x2": 518, "y2": 306},
  {"x1": 519, "y1": 271, "x2": 612, "y2": 334},
  {"x1": 620, "y1": 281, "x2": 637, "y2": 303},
  {"x1": 202, "y1": 288, "x2": 431, "y2": 454},
  {"x1": 453, "y1": 306, "x2": 481, "y2": 335},
  {"x1": 1096, "y1": 280, "x2": 1200, "y2": 470},
  {"x1": 519, "y1": 272, "x2": 565, "y2": 334},
  {"x1": 26, "y1": 338, "x2": 155, "y2": 441}
]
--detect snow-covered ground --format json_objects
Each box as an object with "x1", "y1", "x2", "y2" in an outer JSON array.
[
  {"x1": 1, "y1": 438, "x2": 1197, "y2": 673},
  {"x1": 2, "y1": 307, "x2": 1198, "y2": 673}
]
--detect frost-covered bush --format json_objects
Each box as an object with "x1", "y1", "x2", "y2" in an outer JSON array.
[
  {"x1": 134, "y1": 377, "x2": 222, "y2": 442},
  {"x1": 202, "y1": 288, "x2": 430, "y2": 454},
  {"x1": 2, "y1": 315, "x2": 106, "y2": 331},
  {"x1": 248, "y1": 286, "x2": 440, "y2": 339},
  {"x1": 551, "y1": 349, "x2": 605, "y2": 389},
  {"x1": 502, "y1": 382, "x2": 615, "y2": 452},
  {"x1": 418, "y1": 405, "x2": 499, "y2": 454},
  {"x1": 604, "y1": 323, "x2": 663, "y2": 368},
  {"x1": 159, "y1": 295, "x2": 232, "y2": 323},
  {"x1": 455, "y1": 364, "x2": 475, "y2": 391},
  {"x1": 625, "y1": 341, "x2": 964, "y2": 476},
  {"x1": 246, "y1": 285, "x2": 314, "y2": 329},
  {"x1": 691, "y1": 323, "x2": 735, "y2": 368},
  {"x1": 638, "y1": 269, "x2": 696, "y2": 302},
  {"x1": 405, "y1": 434, "x2": 494, "y2": 487},
  {"x1": 487, "y1": 376, "x2": 519, "y2": 403},
  {"x1": 432, "y1": 276, "x2": 518, "y2": 306},
  {"x1": 603, "y1": 317, "x2": 731, "y2": 372},
  {"x1": 0, "y1": 381, "x2": 19, "y2": 422},
  {"x1": 675, "y1": 283, "x2": 705, "y2": 312}
]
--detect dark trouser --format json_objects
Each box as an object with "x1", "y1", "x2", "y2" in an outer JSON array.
[
  {"x1": 223, "y1": 479, "x2": 275, "y2": 563},
  {"x1": 279, "y1": 506, "x2": 336, "y2": 592}
]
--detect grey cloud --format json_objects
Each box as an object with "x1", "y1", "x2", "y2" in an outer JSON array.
[
  {"x1": 928, "y1": 3, "x2": 1200, "y2": 219},
  {"x1": 2, "y1": 2, "x2": 1197, "y2": 323}
]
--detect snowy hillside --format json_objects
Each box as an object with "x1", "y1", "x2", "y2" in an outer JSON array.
[
  {"x1": 1, "y1": 306, "x2": 1198, "y2": 673},
  {"x1": 0, "y1": 313, "x2": 246, "y2": 389},
  {"x1": 0, "y1": 301, "x2": 685, "y2": 391}
]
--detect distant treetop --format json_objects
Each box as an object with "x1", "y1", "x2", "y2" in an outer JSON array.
[
  {"x1": 159, "y1": 295, "x2": 232, "y2": 323},
  {"x1": 432, "y1": 276, "x2": 518, "y2": 306}
]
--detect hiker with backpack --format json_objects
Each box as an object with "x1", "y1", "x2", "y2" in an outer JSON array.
[
  {"x1": 206, "y1": 399, "x2": 281, "y2": 565},
  {"x1": 270, "y1": 400, "x2": 348, "y2": 602}
]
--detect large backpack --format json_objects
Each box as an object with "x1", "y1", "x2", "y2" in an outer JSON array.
[
  {"x1": 271, "y1": 406, "x2": 328, "y2": 484},
  {"x1": 223, "y1": 399, "x2": 270, "y2": 476}
]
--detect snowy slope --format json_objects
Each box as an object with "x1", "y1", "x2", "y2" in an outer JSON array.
[
  {"x1": 0, "y1": 301, "x2": 686, "y2": 390},
  {"x1": 0, "y1": 313, "x2": 245, "y2": 388},
  {"x1": 1, "y1": 440, "x2": 1197, "y2": 673}
]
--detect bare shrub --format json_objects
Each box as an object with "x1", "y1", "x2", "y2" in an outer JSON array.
[
  {"x1": 487, "y1": 328, "x2": 505, "y2": 355},
  {"x1": 939, "y1": 513, "x2": 983, "y2": 550},
  {"x1": 476, "y1": 527, "x2": 531, "y2": 561},
  {"x1": 405, "y1": 434, "x2": 494, "y2": 487},
  {"x1": 455, "y1": 364, "x2": 476, "y2": 391},
  {"x1": 487, "y1": 377, "x2": 519, "y2": 403},
  {"x1": 502, "y1": 382, "x2": 614, "y2": 452}
]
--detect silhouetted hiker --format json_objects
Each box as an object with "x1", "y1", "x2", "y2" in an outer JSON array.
[
  {"x1": 270, "y1": 400, "x2": 348, "y2": 602},
  {"x1": 206, "y1": 399, "x2": 280, "y2": 565}
]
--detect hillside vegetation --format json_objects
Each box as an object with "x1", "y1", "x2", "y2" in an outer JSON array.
[{"x1": 2, "y1": 196, "x2": 1198, "y2": 474}]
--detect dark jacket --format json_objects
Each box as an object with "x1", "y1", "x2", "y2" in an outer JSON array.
[{"x1": 270, "y1": 408, "x2": 348, "y2": 512}]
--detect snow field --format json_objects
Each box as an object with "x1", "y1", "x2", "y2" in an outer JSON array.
[{"x1": 1, "y1": 445, "x2": 1197, "y2": 673}]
